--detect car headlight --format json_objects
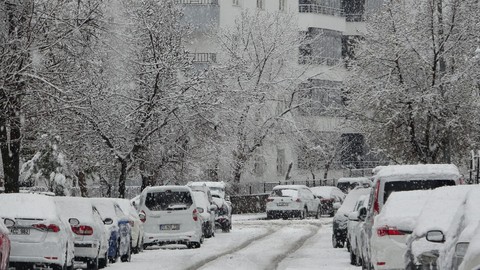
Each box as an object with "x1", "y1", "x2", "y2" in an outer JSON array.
[{"x1": 455, "y1": 242, "x2": 469, "y2": 258}]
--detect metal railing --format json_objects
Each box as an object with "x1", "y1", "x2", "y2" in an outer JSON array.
[
  {"x1": 228, "y1": 179, "x2": 337, "y2": 195},
  {"x1": 299, "y1": 4, "x2": 344, "y2": 17},
  {"x1": 345, "y1": 13, "x2": 364, "y2": 22},
  {"x1": 298, "y1": 55, "x2": 341, "y2": 66},
  {"x1": 188, "y1": 53, "x2": 217, "y2": 63},
  {"x1": 174, "y1": 0, "x2": 219, "y2": 5}
]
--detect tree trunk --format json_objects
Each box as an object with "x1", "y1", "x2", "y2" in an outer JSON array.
[
  {"x1": 323, "y1": 163, "x2": 331, "y2": 182},
  {"x1": 118, "y1": 159, "x2": 128, "y2": 198},
  {"x1": 76, "y1": 171, "x2": 89, "y2": 197},
  {"x1": 285, "y1": 162, "x2": 293, "y2": 180},
  {"x1": 0, "y1": 126, "x2": 20, "y2": 193}
]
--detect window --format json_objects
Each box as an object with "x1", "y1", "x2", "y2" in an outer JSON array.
[
  {"x1": 257, "y1": 0, "x2": 265, "y2": 9},
  {"x1": 279, "y1": 0, "x2": 286, "y2": 11},
  {"x1": 233, "y1": 0, "x2": 240, "y2": 6},
  {"x1": 145, "y1": 190, "x2": 193, "y2": 211}
]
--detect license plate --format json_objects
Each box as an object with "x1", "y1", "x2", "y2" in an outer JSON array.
[
  {"x1": 277, "y1": 202, "x2": 289, "y2": 206},
  {"x1": 160, "y1": 224, "x2": 180, "y2": 230},
  {"x1": 10, "y1": 228, "x2": 30, "y2": 235}
]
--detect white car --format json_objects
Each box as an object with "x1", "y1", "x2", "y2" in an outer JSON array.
[
  {"x1": 55, "y1": 196, "x2": 110, "y2": 269},
  {"x1": 112, "y1": 198, "x2": 145, "y2": 254},
  {"x1": 310, "y1": 186, "x2": 345, "y2": 217},
  {"x1": 191, "y1": 190, "x2": 216, "y2": 238},
  {"x1": 369, "y1": 190, "x2": 430, "y2": 270},
  {"x1": 459, "y1": 221, "x2": 480, "y2": 270},
  {"x1": 347, "y1": 194, "x2": 368, "y2": 266},
  {"x1": 0, "y1": 193, "x2": 76, "y2": 270},
  {"x1": 266, "y1": 185, "x2": 320, "y2": 220},
  {"x1": 336, "y1": 177, "x2": 372, "y2": 194},
  {"x1": 138, "y1": 186, "x2": 203, "y2": 249}
]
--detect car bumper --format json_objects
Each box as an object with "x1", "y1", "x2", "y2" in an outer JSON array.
[
  {"x1": 10, "y1": 241, "x2": 64, "y2": 265},
  {"x1": 143, "y1": 231, "x2": 201, "y2": 246},
  {"x1": 371, "y1": 238, "x2": 408, "y2": 270},
  {"x1": 74, "y1": 241, "x2": 100, "y2": 260}
]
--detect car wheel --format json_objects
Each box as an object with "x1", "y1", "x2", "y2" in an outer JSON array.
[
  {"x1": 350, "y1": 249, "x2": 357, "y2": 265},
  {"x1": 346, "y1": 238, "x2": 351, "y2": 252},
  {"x1": 87, "y1": 256, "x2": 99, "y2": 270},
  {"x1": 301, "y1": 207, "x2": 307, "y2": 220},
  {"x1": 315, "y1": 207, "x2": 320, "y2": 219},
  {"x1": 332, "y1": 234, "x2": 344, "y2": 248},
  {"x1": 99, "y1": 252, "x2": 108, "y2": 269},
  {"x1": 187, "y1": 242, "x2": 201, "y2": 249},
  {"x1": 120, "y1": 244, "x2": 131, "y2": 263}
]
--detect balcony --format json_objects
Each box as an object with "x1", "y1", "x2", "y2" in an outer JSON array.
[
  {"x1": 188, "y1": 53, "x2": 217, "y2": 63},
  {"x1": 298, "y1": 4, "x2": 344, "y2": 17},
  {"x1": 174, "y1": 0, "x2": 218, "y2": 5}
]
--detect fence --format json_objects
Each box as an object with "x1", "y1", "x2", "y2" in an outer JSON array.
[
  {"x1": 298, "y1": 4, "x2": 344, "y2": 17},
  {"x1": 227, "y1": 179, "x2": 337, "y2": 196},
  {"x1": 174, "y1": 0, "x2": 218, "y2": 5}
]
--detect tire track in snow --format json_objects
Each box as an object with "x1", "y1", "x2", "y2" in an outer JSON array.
[
  {"x1": 195, "y1": 222, "x2": 322, "y2": 270},
  {"x1": 185, "y1": 226, "x2": 277, "y2": 270},
  {"x1": 269, "y1": 224, "x2": 321, "y2": 270}
]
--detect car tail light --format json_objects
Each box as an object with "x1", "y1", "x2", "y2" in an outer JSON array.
[
  {"x1": 266, "y1": 198, "x2": 274, "y2": 202},
  {"x1": 193, "y1": 208, "x2": 199, "y2": 221},
  {"x1": 376, "y1": 226, "x2": 405, "y2": 237},
  {"x1": 33, "y1": 224, "x2": 60, "y2": 233},
  {"x1": 71, "y1": 225, "x2": 94, "y2": 235},
  {"x1": 140, "y1": 210, "x2": 146, "y2": 223},
  {"x1": 373, "y1": 182, "x2": 381, "y2": 215}
]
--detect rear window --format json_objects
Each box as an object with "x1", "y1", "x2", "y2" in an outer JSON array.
[
  {"x1": 271, "y1": 189, "x2": 298, "y2": 197},
  {"x1": 384, "y1": 180, "x2": 455, "y2": 204},
  {"x1": 145, "y1": 190, "x2": 193, "y2": 211},
  {"x1": 337, "y1": 182, "x2": 358, "y2": 193}
]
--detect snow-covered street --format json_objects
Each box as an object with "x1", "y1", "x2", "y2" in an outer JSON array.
[{"x1": 105, "y1": 215, "x2": 358, "y2": 270}]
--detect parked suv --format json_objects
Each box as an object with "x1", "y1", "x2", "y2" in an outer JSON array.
[
  {"x1": 266, "y1": 185, "x2": 320, "y2": 220},
  {"x1": 362, "y1": 164, "x2": 461, "y2": 270},
  {"x1": 138, "y1": 186, "x2": 203, "y2": 249}
]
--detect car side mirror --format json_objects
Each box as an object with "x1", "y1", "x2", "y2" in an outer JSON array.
[
  {"x1": 103, "y1": 218, "x2": 114, "y2": 225},
  {"x1": 197, "y1": 207, "x2": 204, "y2": 214},
  {"x1": 455, "y1": 242, "x2": 469, "y2": 257},
  {"x1": 138, "y1": 212, "x2": 146, "y2": 222},
  {"x1": 426, "y1": 230, "x2": 445, "y2": 243},
  {"x1": 358, "y1": 207, "x2": 367, "y2": 221},
  {"x1": 333, "y1": 202, "x2": 341, "y2": 210},
  {"x1": 4, "y1": 218, "x2": 15, "y2": 228},
  {"x1": 68, "y1": 218, "x2": 80, "y2": 226},
  {"x1": 348, "y1": 211, "x2": 359, "y2": 221}
]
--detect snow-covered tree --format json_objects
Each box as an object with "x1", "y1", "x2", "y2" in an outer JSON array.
[{"x1": 344, "y1": 0, "x2": 480, "y2": 164}]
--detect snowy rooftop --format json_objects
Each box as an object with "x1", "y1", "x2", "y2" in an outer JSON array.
[{"x1": 375, "y1": 164, "x2": 460, "y2": 180}]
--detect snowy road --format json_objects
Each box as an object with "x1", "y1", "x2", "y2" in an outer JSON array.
[{"x1": 104, "y1": 215, "x2": 359, "y2": 270}]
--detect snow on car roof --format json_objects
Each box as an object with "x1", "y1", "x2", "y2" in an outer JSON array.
[
  {"x1": 54, "y1": 196, "x2": 96, "y2": 223},
  {"x1": 337, "y1": 177, "x2": 370, "y2": 183},
  {"x1": 188, "y1": 181, "x2": 226, "y2": 189},
  {"x1": 375, "y1": 164, "x2": 460, "y2": 181},
  {"x1": 309, "y1": 186, "x2": 339, "y2": 198},
  {"x1": 0, "y1": 193, "x2": 58, "y2": 220},
  {"x1": 272, "y1": 185, "x2": 308, "y2": 190},
  {"x1": 192, "y1": 190, "x2": 209, "y2": 208},
  {"x1": 413, "y1": 185, "x2": 471, "y2": 237},
  {"x1": 110, "y1": 198, "x2": 136, "y2": 216},
  {"x1": 89, "y1": 198, "x2": 121, "y2": 220},
  {"x1": 375, "y1": 190, "x2": 431, "y2": 230},
  {"x1": 144, "y1": 185, "x2": 192, "y2": 193},
  {"x1": 337, "y1": 188, "x2": 371, "y2": 215}
]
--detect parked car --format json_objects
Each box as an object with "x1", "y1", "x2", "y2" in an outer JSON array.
[
  {"x1": 112, "y1": 198, "x2": 145, "y2": 254},
  {"x1": 55, "y1": 196, "x2": 109, "y2": 269},
  {"x1": 332, "y1": 187, "x2": 371, "y2": 248},
  {"x1": 90, "y1": 198, "x2": 132, "y2": 263},
  {"x1": 212, "y1": 193, "x2": 232, "y2": 233},
  {"x1": 310, "y1": 186, "x2": 345, "y2": 217},
  {"x1": 191, "y1": 190, "x2": 216, "y2": 238},
  {"x1": 0, "y1": 218, "x2": 14, "y2": 270},
  {"x1": 138, "y1": 186, "x2": 203, "y2": 249},
  {"x1": 336, "y1": 177, "x2": 372, "y2": 194},
  {"x1": 405, "y1": 185, "x2": 472, "y2": 270},
  {"x1": 266, "y1": 185, "x2": 321, "y2": 220},
  {"x1": 0, "y1": 193, "x2": 76, "y2": 270},
  {"x1": 459, "y1": 221, "x2": 480, "y2": 270},
  {"x1": 362, "y1": 164, "x2": 461, "y2": 269},
  {"x1": 368, "y1": 190, "x2": 430, "y2": 270},
  {"x1": 347, "y1": 194, "x2": 369, "y2": 266},
  {"x1": 188, "y1": 181, "x2": 228, "y2": 200}
]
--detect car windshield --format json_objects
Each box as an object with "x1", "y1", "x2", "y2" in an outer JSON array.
[
  {"x1": 145, "y1": 190, "x2": 193, "y2": 211},
  {"x1": 271, "y1": 189, "x2": 298, "y2": 197},
  {"x1": 384, "y1": 180, "x2": 455, "y2": 204}
]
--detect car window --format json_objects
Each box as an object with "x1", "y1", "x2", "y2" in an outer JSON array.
[
  {"x1": 271, "y1": 189, "x2": 298, "y2": 197},
  {"x1": 383, "y1": 179, "x2": 455, "y2": 204},
  {"x1": 145, "y1": 190, "x2": 193, "y2": 211}
]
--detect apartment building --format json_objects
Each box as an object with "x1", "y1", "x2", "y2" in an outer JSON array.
[{"x1": 178, "y1": 0, "x2": 377, "y2": 183}]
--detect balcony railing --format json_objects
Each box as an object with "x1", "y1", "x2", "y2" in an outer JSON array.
[
  {"x1": 345, "y1": 13, "x2": 364, "y2": 22},
  {"x1": 188, "y1": 53, "x2": 217, "y2": 63},
  {"x1": 298, "y1": 55, "x2": 341, "y2": 66},
  {"x1": 174, "y1": 0, "x2": 219, "y2": 4},
  {"x1": 299, "y1": 4, "x2": 344, "y2": 17}
]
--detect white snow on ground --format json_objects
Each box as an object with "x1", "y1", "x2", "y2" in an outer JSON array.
[{"x1": 105, "y1": 216, "x2": 359, "y2": 270}]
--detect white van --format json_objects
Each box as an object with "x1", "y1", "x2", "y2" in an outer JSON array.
[{"x1": 138, "y1": 186, "x2": 203, "y2": 249}]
